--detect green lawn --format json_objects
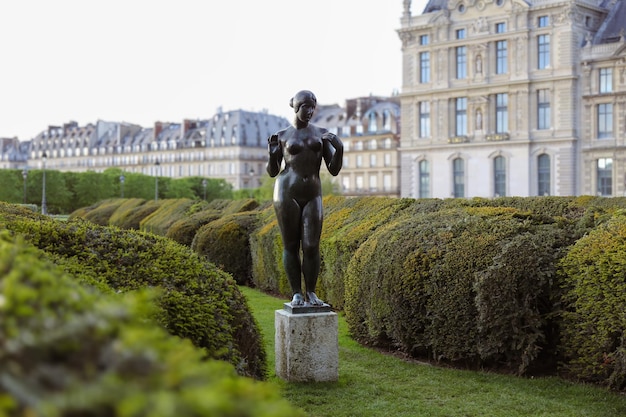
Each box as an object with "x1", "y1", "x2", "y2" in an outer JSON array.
[{"x1": 240, "y1": 286, "x2": 626, "y2": 417}]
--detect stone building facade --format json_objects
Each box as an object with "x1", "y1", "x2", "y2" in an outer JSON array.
[
  {"x1": 398, "y1": 0, "x2": 626, "y2": 198},
  {"x1": 311, "y1": 96, "x2": 401, "y2": 197},
  {"x1": 2, "y1": 110, "x2": 290, "y2": 190}
]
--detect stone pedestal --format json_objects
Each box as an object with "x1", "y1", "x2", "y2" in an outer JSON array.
[{"x1": 275, "y1": 307, "x2": 338, "y2": 382}]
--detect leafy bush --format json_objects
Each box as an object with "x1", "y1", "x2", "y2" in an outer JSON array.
[
  {"x1": 559, "y1": 212, "x2": 626, "y2": 390},
  {"x1": 192, "y1": 212, "x2": 260, "y2": 285},
  {"x1": 138, "y1": 198, "x2": 195, "y2": 235},
  {"x1": 0, "y1": 231, "x2": 303, "y2": 417},
  {"x1": 345, "y1": 207, "x2": 574, "y2": 374},
  {"x1": 0, "y1": 204, "x2": 266, "y2": 379},
  {"x1": 166, "y1": 209, "x2": 222, "y2": 247},
  {"x1": 80, "y1": 198, "x2": 125, "y2": 225}
]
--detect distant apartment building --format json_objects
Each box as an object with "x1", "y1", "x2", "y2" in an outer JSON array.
[
  {"x1": 312, "y1": 95, "x2": 401, "y2": 197},
  {"x1": 2, "y1": 109, "x2": 290, "y2": 190},
  {"x1": 398, "y1": 0, "x2": 626, "y2": 198}
]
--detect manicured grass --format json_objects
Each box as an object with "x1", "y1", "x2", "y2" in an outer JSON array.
[{"x1": 240, "y1": 286, "x2": 626, "y2": 417}]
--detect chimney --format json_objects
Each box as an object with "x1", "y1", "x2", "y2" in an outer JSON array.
[{"x1": 153, "y1": 122, "x2": 164, "y2": 141}]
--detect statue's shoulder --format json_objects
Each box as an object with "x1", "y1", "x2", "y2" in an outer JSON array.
[{"x1": 275, "y1": 126, "x2": 293, "y2": 138}]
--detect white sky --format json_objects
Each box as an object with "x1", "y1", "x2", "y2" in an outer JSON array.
[{"x1": 0, "y1": 0, "x2": 428, "y2": 140}]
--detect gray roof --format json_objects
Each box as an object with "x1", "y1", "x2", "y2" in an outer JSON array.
[{"x1": 594, "y1": 0, "x2": 626, "y2": 44}]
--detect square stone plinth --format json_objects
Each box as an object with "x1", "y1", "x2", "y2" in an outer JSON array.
[{"x1": 275, "y1": 309, "x2": 338, "y2": 382}]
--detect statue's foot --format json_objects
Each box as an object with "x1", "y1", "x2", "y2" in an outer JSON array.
[
  {"x1": 291, "y1": 293, "x2": 305, "y2": 306},
  {"x1": 306, "y1": 292, "x2": 324, "y2": 306}
]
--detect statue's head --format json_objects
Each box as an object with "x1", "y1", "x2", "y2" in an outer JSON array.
[{"x1": 290, "y1": 90, "x2": 317, "y2": 112}]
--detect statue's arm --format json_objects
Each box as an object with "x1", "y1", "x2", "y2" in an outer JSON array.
[
  {"x1": 266, "y1": 134, "x2": 282, "y2": 177},
  {"x1": 322, "y1": 131, "x2": 343, "y2": 176}
]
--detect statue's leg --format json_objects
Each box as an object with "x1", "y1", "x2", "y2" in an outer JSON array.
[
  {"x1": 275, "y1": 198, "x2": 304, "y2": 305},
  {"x1": 302, "y1": 196, "x2": 324, "y2": 305}
]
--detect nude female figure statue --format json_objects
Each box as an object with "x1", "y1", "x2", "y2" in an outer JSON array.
[{"x1": 266, "y1": 90, "x2": 344, "y2": 306}]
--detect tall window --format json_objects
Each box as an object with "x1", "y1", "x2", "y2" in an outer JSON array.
[
  {"x1": 456, "y1": 46, "x2": 467, "y2": 79},
  {"x1": 600, "y1": 68, "x2": 613, "y2": 93},
  {"x1": 368, "y1": 112, "x2": 377, "y2": 132},
  {"x1": 455, "y1": 98, "x2": 468, "y2": 136},
  {"x1": 538, "y1": 154, "x2": 550, "y2": 196},
  {"x1": 496, "y1": 40, "x2": 507, "y2": 74},
  {"x1": 597, "y1": 103, "x2": 613, "y2": 139},
  {"x1": 420, "y1": 52, "x2": 430, "y2": 83},
  {"x1": 419, "y1": 101, "x2": 431, "y2": 138},
  {"x1": 419, "y1": 160, "x2": 430, "y2": 198},
  {"x1": 496, "y1": 94, "x2": 508, "y2": 133},
  {"x1": 538, "y1": 34, "x2": 550, "y2": 69},
  {"x1": 537, "y1": 89, "x2": 551, "y2": 130},
  {"x1": 597, "y1": 158, "x2": 613, "y2": 196},
  {"x1": 494, "y1": 156, "x2": 506, "y2": 197},
  {"x1": 453, "y1": 158, "x2": 465, "y2": 198}
]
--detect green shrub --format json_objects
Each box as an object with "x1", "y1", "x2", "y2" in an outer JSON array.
[
  {"x1": 192, "y1": 212, "x2": 260, "y2": 285},
  {"x1": 107, "y1": 198, "x2": 149, "y2": 226},
  {"x1": 249, "y1": 209, "x2": 290, "y2": 297},
  {"x1": 166, "y1": 209, "x2": 222, "y2": 247},
  {"x1": 345, "y1": 206, "x2": 573, "y2": 374},
  {"x1": 0, "y1": 231, "x2": 303, "y2": 417},
  {"x1": 559, "y1": 212, "x2": 626, "y2": 390},
  {"x1": 114, "y1": 199, "x2": 162, "y2": 230},
  {"x1": 0, "y1": 206, "x2": 266, "y2": 379},
  {"x1": 80, "y1": 198, "x2": 125, "y2": 225},
  {"x1": 139, "y1": 198, "x2": 195, "y2": 235}
]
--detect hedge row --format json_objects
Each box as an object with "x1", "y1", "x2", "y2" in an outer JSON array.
[
  {"x1": 0, "y1": 202, "x2": 266, "y2": 380},
  {"x1": 70, "y1": 198, "x2": 261, "y2": 285},
  {"x1": 73, "y1": 196, "x2": 626, "y2": 390},
  {"x1": 0, "y1": 230, "x2": 303, "y2": 417}
]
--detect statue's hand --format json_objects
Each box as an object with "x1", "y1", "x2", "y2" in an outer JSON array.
[
  {"x1": 322, "y1": 132, "x2": 341, "y2": 148},
  {"x1": 268, "y1": 134, "x2": 280, "y2": 153}
]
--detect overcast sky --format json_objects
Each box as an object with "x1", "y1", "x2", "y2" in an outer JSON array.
[{"x1": 0, "y1": 0, "x2": 428, "y2": 140}]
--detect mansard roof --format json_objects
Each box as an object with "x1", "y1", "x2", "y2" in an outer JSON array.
[{"x1": 594, "y1": 0, "x2": 626, "y2": 44}]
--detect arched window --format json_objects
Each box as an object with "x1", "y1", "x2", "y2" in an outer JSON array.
[
  {"x1": 537, "y1": 154, "x2": 550, "y2": 195},
  {"x1": 419, "y1": 160, "x2": 430, "y2": 198},
  {"x1": 368, "y1": 112, "x2": 377, "y2": 132},
  {"x1": 453, "y1": 158, "x2": 465, "y2": 198},
  {"x1": 494, "y1": 156, "x2": 506, "y2": 196}
]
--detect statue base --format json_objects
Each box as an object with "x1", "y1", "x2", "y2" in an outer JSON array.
[{"x1": 275, "y1": 308, "x2": 338, "y2": 382}]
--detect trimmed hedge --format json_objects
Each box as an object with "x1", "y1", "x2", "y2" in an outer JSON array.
[
  {"x1": 559, "y1": 211, "x2": 626, "y2": 390},
  {"x1": 192, "y1": 212, "x2": 261, "y2": 285},
  {"x1": 0, "y1": 231, "x2": 303, "y2": 416},
  {"x1": 0, "y1": 203, "x2": 266, "y2": 380},
  {"x1": 345, "y1": 206, "x2": 575, "y2": 374},
  {"x1": 138, "y1": 198, "x2": 196, "y2": 235}
]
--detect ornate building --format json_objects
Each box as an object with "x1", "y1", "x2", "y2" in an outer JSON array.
[
  {"x1": 311, "y1": 95, "x2": 401, "y2": 197},
  {"x1": 398, "y1": 0, "x2": 626, "y2": 198},
  {"x1": 2, "y1": 109, "x2": 289, "y2": 190}
]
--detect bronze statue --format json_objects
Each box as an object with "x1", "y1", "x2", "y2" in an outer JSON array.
[{"x1": 267, "y1": 90, "x2": 343, "y2": 306}]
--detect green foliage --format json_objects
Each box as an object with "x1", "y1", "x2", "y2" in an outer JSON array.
[
  {"x1": 80, "y1": 198, "x2": 126, "y2": 225},
  {"x1": 0, "y1": 169, "x2": 24, "y2": 203},
  {"x1": 0, "y1": 232, "x2": 302, "y2": 416},
  {"x1": 345, "y1": 206, "x2": 574, "y2": 374},
  {"x1": 559, "y1": 212, "x2": 626, "y2": 390},
  {"x1": 166, "y1": 208, "x2": 221, "y2": 247},
  {"x1": 192, "y1": 212, "x2": 260, "y2": 285},
  {"x1": 0, "y1": 204, "x2": 266, "y2": 379},
  {"x1": 139, "y1": 198, "x2": 195, "y2": 235}
]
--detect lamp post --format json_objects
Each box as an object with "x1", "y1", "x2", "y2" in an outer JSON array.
[
  {"x1": 41, "y1": 152, "x2": 48, "y2": 215},
  {"x1": 248, "y1": 168, "x2": 255, "y2": 198},
  {"x1": 202, "y1": 178, "x2": 207, "y2": 201},
  {"x1": 154, "y1": 160, "x2": 160, "y2": 201},
  {"x1": 119, "y1": 174, "x2": 125, "y2": 198},
  {"x1": 22, "y1": 168, "x2": 28, "y2": 204}
]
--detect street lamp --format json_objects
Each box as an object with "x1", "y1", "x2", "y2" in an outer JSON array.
[
  {"x1": 248, "y1": 168, "x2": 255, "y2": 198},
  {"x1": 22, "y1": 168, "x2": 28, "y2": 204},
  {"x1": 202, "y1": 178, "x2": 207, "y2": 201},
  {"x1": 119, "y1": 174, "x2": 125, "y2": 198},
  {"x1": 154, "y1": 160, "x2": 160, "y2": 201},
  {"x1": 41, "y1": 152, "x2": 48, "y2": 215}
]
